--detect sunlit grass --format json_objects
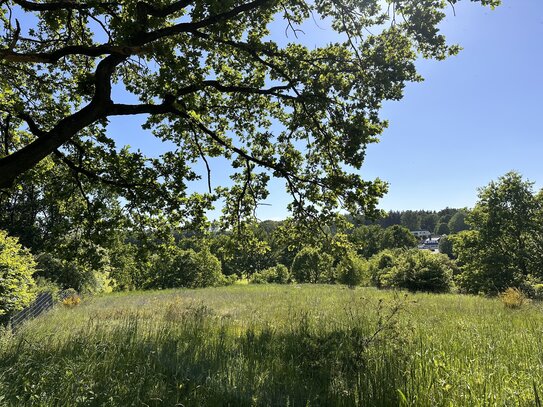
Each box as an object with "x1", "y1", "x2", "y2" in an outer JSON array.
[{"x1": 1, "y1": 285, "x2": 543, "y2": 406}]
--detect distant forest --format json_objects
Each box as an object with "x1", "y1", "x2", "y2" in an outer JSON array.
[{"x1": 341, "y1": 208, "x2": 468, "y2": 235}]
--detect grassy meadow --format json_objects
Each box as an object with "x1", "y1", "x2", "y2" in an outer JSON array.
[{"x1": 1, "y1": 284, "x2": 543, "y2": 406}]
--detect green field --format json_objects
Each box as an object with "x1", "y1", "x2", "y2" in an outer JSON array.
[{"x1": 1, "y1": 285, "x2": 543, "y2": 406}]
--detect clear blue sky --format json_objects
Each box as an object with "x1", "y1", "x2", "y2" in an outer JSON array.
[{"x1": 107, "y1": 0, "x2": 543, "y2": 219}]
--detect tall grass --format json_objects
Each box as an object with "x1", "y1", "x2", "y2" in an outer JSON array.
[{"x1": 1, "y1": 285, "x2": 543, "y2": 406}]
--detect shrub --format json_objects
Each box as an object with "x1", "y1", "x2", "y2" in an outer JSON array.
[
  {"x1": 368, "y1": 250, "x2": 397, "y2": 288},
  {"x1": 33, "y1": 277, "x2": 61, "y2": 300},
  {"x1": 250, "y1": 264, "x2": 291, "y2": 284},
  {"x1": 337, "y1": 251, "x2": 368, "y2": 288},
  {"x1": 250, "y1": 269, "x2": 274, "y2": 284},
  {"x1": 0, "y1": 230, "x2": 36, "y2": 323},
  {"x1": 220, "y1": 274, "x2": 238, "y2": 286},
  {"x1": 532, "y1": 284, "x2": 543, "y2": 301},
  {"x1": 499, "y1": 287, "x2": 527, "y2": 309},
  {"x1": 35, "y1": 251, "x2": 115, "y2": 294},
  {"x1": 273, "y1": 264, "x2": 291, "y2": 284},
  {"x1": 152, "y1": 248, "x2": 224, "y2": 289},
  {"x1": 291, "y1": 247, "x2": 334, "y2": 283},
  {"x1": 369, "y1": 249, "x2": 455, "y2": 293},
  {"x1": 61, "y1": 289, "x2": 81, "y2": 308}
]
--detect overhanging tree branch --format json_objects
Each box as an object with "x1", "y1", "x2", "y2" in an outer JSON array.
[
  {"x1": 0, "y1": 54, "x2": 126, "y2": 188},
  {"x1": 136, "y1": 1, "x2": 194, "y2": 20},
  {"x1": 176, "y1": 80, "x2": 296, "y2": 99},
  {"x1": 140, "y1": 0, "x2": 274, "y2": 43},
  {"x1": 0, "y1": 0, "x2": 498, "y2": 222},
  {"x1": 53, "y1": 148, "x2": 138, "y2": 188},
  {"x1": 11, "y1": 0, "x2": 118, "y2": 12},
  {"x1": 0, "y1": 44, "x2": 145, "y2": 63}
]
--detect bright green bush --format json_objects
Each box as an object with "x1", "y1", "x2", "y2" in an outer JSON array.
[
  {"x1": 0, "y1": 230, "x2": 36, "y2": 323},
  {"x1": 369, "y1": 249, "x2": 455, "y2": 293},
  {"x1": 250, "y1": 264, "x2": 291, "y2": 284},
  {"x1": 291, "y1": 247, "x2": 334, "y2": 283},
  {"x1": 151, "y1": 248, "x2": 225, "y2": 289},
  {"x1": 368, "y1": 250, "x2": 397, "y2": 288},
  {"x1": 250, "y1": 269, "x2": 274, "y2": 284},
  {"x1": 337, "y1": 251, "x2": 368, "y2": 288}
]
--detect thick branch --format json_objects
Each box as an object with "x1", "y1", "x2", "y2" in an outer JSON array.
[
  {"x1": 137, "y1": 1, "x2": 193, "y2": 19},
  {"x1": 0, "y1": 54, "x2": 126, "y2": 188},
  {"x1": 107, "y1": 102, "x2": 173, "y2": 116},
  {"x1": 17, "y1": 112, "x2": 46, "y2": 137},
  {"x1": 2, "y1": 1, "x2": 271, "y2": 64},
  {"x1": 53, "y1": 149, "x2": 137, "y2": 188},
  {"x1": 0, "y1": 44, "x2": 144, "y2": 63},
  {"x1": 141, "y1": 0, "x2": 273, "y2": 44},
  {"x1": 173, "y1": 107, "x2": 324, "y2": 190},
  {"x1": 176, "y1": 80, "x2": 295, "y2": 99}
]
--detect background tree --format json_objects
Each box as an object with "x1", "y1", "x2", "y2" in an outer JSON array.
[
  {"x1": 0, "y1": 0, "x2": 499, "y2": 226},
  {"x1": 448, "y1": 210, "x2": 469, "y2": 234},
  {"x1": 349, "y1": 224, "x2": 384, "y2": 259},
  {"x1": 148, "y1": 246, "x2": 224, "y2": 289},
  {"x1": 401, "y1": 211, "x2": 421, "y2": 231},
  {"x1": 210, "y1": 226, "x2": 274, "y2": 278},
  {"x1": 453, "y1": 172, "x2": 543, "y2": 294},
  {"x1": 379, "y1": 211, "x2": 402, "y2": 228},
  {"x1": 437, "y1": 208, "x2": 458, "y2": 225},
  {"x1": 420, "y1": 212, "x2": 439, "y2": 234},
  {"x1": 381, "y1": 225, "x2": 418, "y2": 250},
  {"x1": 438, "y1": 235, "x2": 454, "y2": 259},
  {"x1": 434, "y1": 222, "x2": 450, "y2": 235},
  {"x1": 0, "y1": 159, "x2": 145, "y2": 291},
  {"x1": 291, "y1": 246, "x2": 334, "y2": 284}
]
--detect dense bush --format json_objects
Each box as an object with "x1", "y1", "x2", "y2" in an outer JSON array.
[
  {"x1": 291, "y1": 247, "x2": 334, "y2": 283},
  {"x1": 210, "y1": 232, "x2": 275, "y2": 278},
  {"x1": 369, "y1": 249, "x2": 455, "y2": 293},
  {"x1": 250, "y1": 264, "x2": 291, "y2": 284},
  {"x1": 336, "y1": 251, "x2": 368, "y2": 288},
  {"x1": 368, "y1": 250, "x2": 396, "y2": 287},
  {"x1": 36, "y1": 252, "x2": 114, "y2": 294},
  {"x1": 151, "y1": 248, "x2": 226, "y2": 289},
  {"x1": 0, "y1": 230, "x2": 36, "y2": 323}
]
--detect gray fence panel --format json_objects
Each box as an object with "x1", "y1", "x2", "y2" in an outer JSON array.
[{"x1": 10, "y1": 292, "x2": 54, "y2": 330}]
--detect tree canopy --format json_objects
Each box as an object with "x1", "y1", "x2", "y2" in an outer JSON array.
[
  {"x1": 0, "y1": 0, "x2": 499, "y2": 224},
  {"x1": 453, "y1": 172, "x2": 543, "y2": 294}
]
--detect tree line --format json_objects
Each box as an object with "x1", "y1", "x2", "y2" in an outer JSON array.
[
  {"x1": 348, "y1": 207, "x2": 469, "y2": 236},
  {"x1": 3, "y1": 169, "x2": 542, "y2": 322}
]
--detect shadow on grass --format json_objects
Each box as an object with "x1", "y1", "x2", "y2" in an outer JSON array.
[{"x1": 0, "y1": 303, "x2": 410, "y2": 406}]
